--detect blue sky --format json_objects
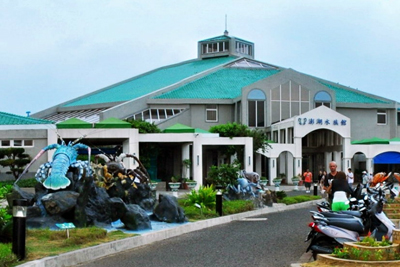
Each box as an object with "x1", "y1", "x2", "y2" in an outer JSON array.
[{"x1": 1, "y1": 0, "x2": 400, "y2": 116}]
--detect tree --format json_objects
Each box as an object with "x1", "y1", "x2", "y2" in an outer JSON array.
[
  {"x1": 0, "y1": 148, "x2": 31, "y2": 180},
  {"x1": 209, "y1": 122, "x2": 271, "y2": 161}
]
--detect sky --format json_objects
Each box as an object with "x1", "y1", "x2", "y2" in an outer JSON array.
[{"x1": 1, "y1": 0, "x2": 400, "y2": 116}]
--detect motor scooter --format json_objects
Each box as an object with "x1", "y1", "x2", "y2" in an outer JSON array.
[{"x1": 306, "y1": 183, "x2": 396, "y2": 259}]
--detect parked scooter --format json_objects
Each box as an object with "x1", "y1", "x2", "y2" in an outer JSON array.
[{"x1": 305, "y1": 182, "x2": 396, "y2": 259}]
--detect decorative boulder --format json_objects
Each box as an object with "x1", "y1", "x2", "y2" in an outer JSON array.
[
  {"x1": 41, "y1": 191, "x2": 79, "y2": 215},
  {"x1": 152, "y1": 194, "x2": 186, "y2": 223},
  {"x1": 109, "y1": 197, "x2": 151, "y2": 230}
]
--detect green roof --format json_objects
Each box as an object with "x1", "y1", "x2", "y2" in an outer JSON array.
[
  {"x1": 154, "y1": 68, "x2": 280, "y2": 99},
  {"x1": 94, "y1": 117, "x2": 131, "y2": 128},
  {"x1": 319, "y1": 82, "x2": 390, "y2": 104},
  {"x1": 0, "y1": 112, "x2": 54, "y2": 125},
  {"x1": 63, "y1": 57, "x2": 237, "y2": 107},
  {"x1": 199, "y1": 35, "x2": 253, "y2": 44},
  {"x1": 351, "y1": 137, "x2": 389, "y2": 144},
  {"x1": 56, "y1": 118, "x2": 92, "y2": 129},
  {"x1": 199, "y1": 35, "x2": 232, "y2": 42},
  {"x1": 163, "y1": 123, "x2": 195, "y2": 133}
]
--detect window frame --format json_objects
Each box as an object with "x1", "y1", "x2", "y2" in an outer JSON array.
[
  {"x1": 0, "y1": 139, "x2": 34, "y2": 147},
  {"x1": 377, "y1": 109, "x2": 387, "y2": 125},
  {"x1": 205, "y1": 104, "x2": 218, "y2": 122}
]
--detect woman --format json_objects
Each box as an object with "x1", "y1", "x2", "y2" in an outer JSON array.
[{"x1": 327, "y1": 171, "x2": 354, "y2": 211}]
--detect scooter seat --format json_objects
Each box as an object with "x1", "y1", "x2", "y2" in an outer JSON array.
[
  {"x1": 327, "y1": 217, "x2": 364, "y2": 233},
  {"x1": 340, "y1": 210, "x2": 362, "y2": 218},
  {"x1": 320, "y1": 211, "x2": 355, "y2": 218}
]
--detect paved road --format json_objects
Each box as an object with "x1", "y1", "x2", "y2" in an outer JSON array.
[{"x1": 76, "y1": 204, "x2": 315, "y2": 267}]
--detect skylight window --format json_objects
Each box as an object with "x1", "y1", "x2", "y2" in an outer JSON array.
[{"x1": 228, "y1": 59, "x2": 277, "y2": 69}]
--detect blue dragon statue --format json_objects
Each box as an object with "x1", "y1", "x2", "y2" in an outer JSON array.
[{"x1": 15, "y1": 137, "x2": 92, "y2": 190}]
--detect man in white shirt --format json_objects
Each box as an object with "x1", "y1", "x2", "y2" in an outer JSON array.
[{"x1": 346, "y1": 168, "x2": 354, "y2": 189}]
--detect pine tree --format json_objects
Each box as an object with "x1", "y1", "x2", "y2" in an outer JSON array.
[{"x1": 0, "y1": 148, "x2": 31, "y2": 180}]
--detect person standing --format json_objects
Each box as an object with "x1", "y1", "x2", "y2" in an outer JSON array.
[
  {"x1": 327, "y1": 171, "x2": 354, "y2": 211},
  {"x1": 303, "y1": 169, "x2": 312, "y2": 193},
  {"x1": 323, "y1": 161, "x2": 344, "y2": 203},
  {"x1": 346, "y1": 168, "x2": 354, "y2": 189},
  {"x1": 362, "y1": 171, "x2": 370, "y2": 186}
]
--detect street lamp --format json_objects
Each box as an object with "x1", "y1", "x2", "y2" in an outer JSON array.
[
  {"x1": 12, "y1": 199, "x2": 28, "y2": 260},
  {"x1": 313, "y1": 181, "x2": 318, "y2": 196},
  {"x1": 216, "y1": 185, "x2": 223, "y2": 216}
]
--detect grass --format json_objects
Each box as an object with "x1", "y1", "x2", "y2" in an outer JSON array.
[{"x1": 0, "y1": 227, "x2": 135, "y2": 267}]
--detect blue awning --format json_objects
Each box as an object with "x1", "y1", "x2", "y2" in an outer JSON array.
[{"x1": 374, "y1": 152, "x2": 400, "y2": 164}]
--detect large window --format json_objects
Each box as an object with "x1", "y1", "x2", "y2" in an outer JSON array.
[
  {"x1": 271, "y1": 81, "x2": 310, "y2": 123},
  {"x1": 377, "y1": 109, "x2": 387, "y2": 125},
  {"x1": 314, "y1": 91, "x2": 331, "y2": 108},
  {"x1": 248, "y1": 89, "x2": 266, "y2": 127},
  {"x1": 206, "y1": 105, "x2": 218, "y2": 122},
  {"x1": 235, "y1": 41, "x2": 252, "y2": 56},
  {"x1": 202, "y1": 41, "x2": 229, "y2": 54}
]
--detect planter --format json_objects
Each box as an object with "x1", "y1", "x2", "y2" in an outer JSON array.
[
  {"x1": 292, "y1": 179, "x2": 300, "y2": 191},
  {"x1": 168, "y1": 182, "x2": 181, "y2": 192},
  {"x1": 272, "y1": 179, "x2": 281, "y2": 191},
  {"x1": 344, "y1": 242, "x2": 399, "y2": 261},
  {"x1": 185, "y1": 181, "x2": 197, "y2": 190},
  {"x1": 149, "y1": 183, "x2": 158, "y2": 191},
  {"x1": 259, "y1": 180, "x2": 268, "y2": 187},
  {"x1": 393, "y1": 229, "x2": 400, "y2": 245},
  {"x1": 316, "y1": 254, "x2": 400, "y2": 266}
]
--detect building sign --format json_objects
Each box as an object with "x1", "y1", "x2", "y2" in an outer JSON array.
[{"x1": 298, "y1": 117, "x2": 347, "y2": 126}]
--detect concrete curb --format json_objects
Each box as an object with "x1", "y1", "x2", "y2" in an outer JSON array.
[{"x1": 17, "y1": 200, "x2": 321, "y2": 267}]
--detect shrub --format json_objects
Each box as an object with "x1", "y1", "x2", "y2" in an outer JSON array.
[
  {"x1": 206, "y1": 163, "x2": 240, "y2": 189},
  {"x1": 275, "y1": 191, "x2": 287, "y2": 200},
  {"x1": 0, "y1": 185, "x2": 12, "y2": 199},
  {"x1": 0, "y1": 243, "x2": 16, "y2": 267},
  {"x1": 223, "y1": 200, "x2": 254, "y2": 214},
  {"x1": 278, "y1": 195, "x2": 321, "y2": 205},
  {"x1": 0, "y1": 178, "x2": 37, "y2": 188},
  {"x1": 185, "y1": 185, "x2": 216, "y2": 210}
]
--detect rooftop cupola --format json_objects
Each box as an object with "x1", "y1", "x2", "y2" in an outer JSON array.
[{"x1": 197, "y1": 31, "x2": 254, "y2": 60}]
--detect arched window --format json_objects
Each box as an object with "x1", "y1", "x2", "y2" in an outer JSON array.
[
  {"x1": 248, "y1": 89, "x2": 266, "y2": 127},
  {"x1": 314, "y1": 91, "x2": 331, "y2": 108}
]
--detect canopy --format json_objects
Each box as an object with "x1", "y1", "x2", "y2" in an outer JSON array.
[
  {"x1": 163, "y1": 123, "x2": 196, "y2": 133},
  {"x1": 94, "y1": 118, "x2": 131, "y2": 129},
  {"x1": 351, "y1": 137, "x2": 389, "y2": 145},
  {"x1": 374, "y1": 152, "x2": 400, "y2": 164},
  {"x1": 56, "y1": 118, "x2": 92, "y2": 129}
]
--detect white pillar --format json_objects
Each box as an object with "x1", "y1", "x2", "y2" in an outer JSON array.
[
  {"x1": 324, "y1": 152, "x2": 332, "y2": 172},
  {"x1": 343, "y1": 158, "x2": 352, "y2": 170},
  {"x1": 181, "y1": 143, "x2": 190, "y2": 179},
  {"x1": 244, "y1": 137, "x2": 253, "y2": 173},
  {"x1": 122, "y1": 137, "x2": 138, "y2": 170},
  {"x1": 269, "y1": 157, "x2": 277, "y2": 186},
  {"x1": 366, "y1": 158, "x2": 373, "y2": 174},
  {"x1": 193, "y1": 140, "x2": 203, "y2": 188},
  {"x1": 255, "y1": 153, "x2": 262, "y2": 175}
]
